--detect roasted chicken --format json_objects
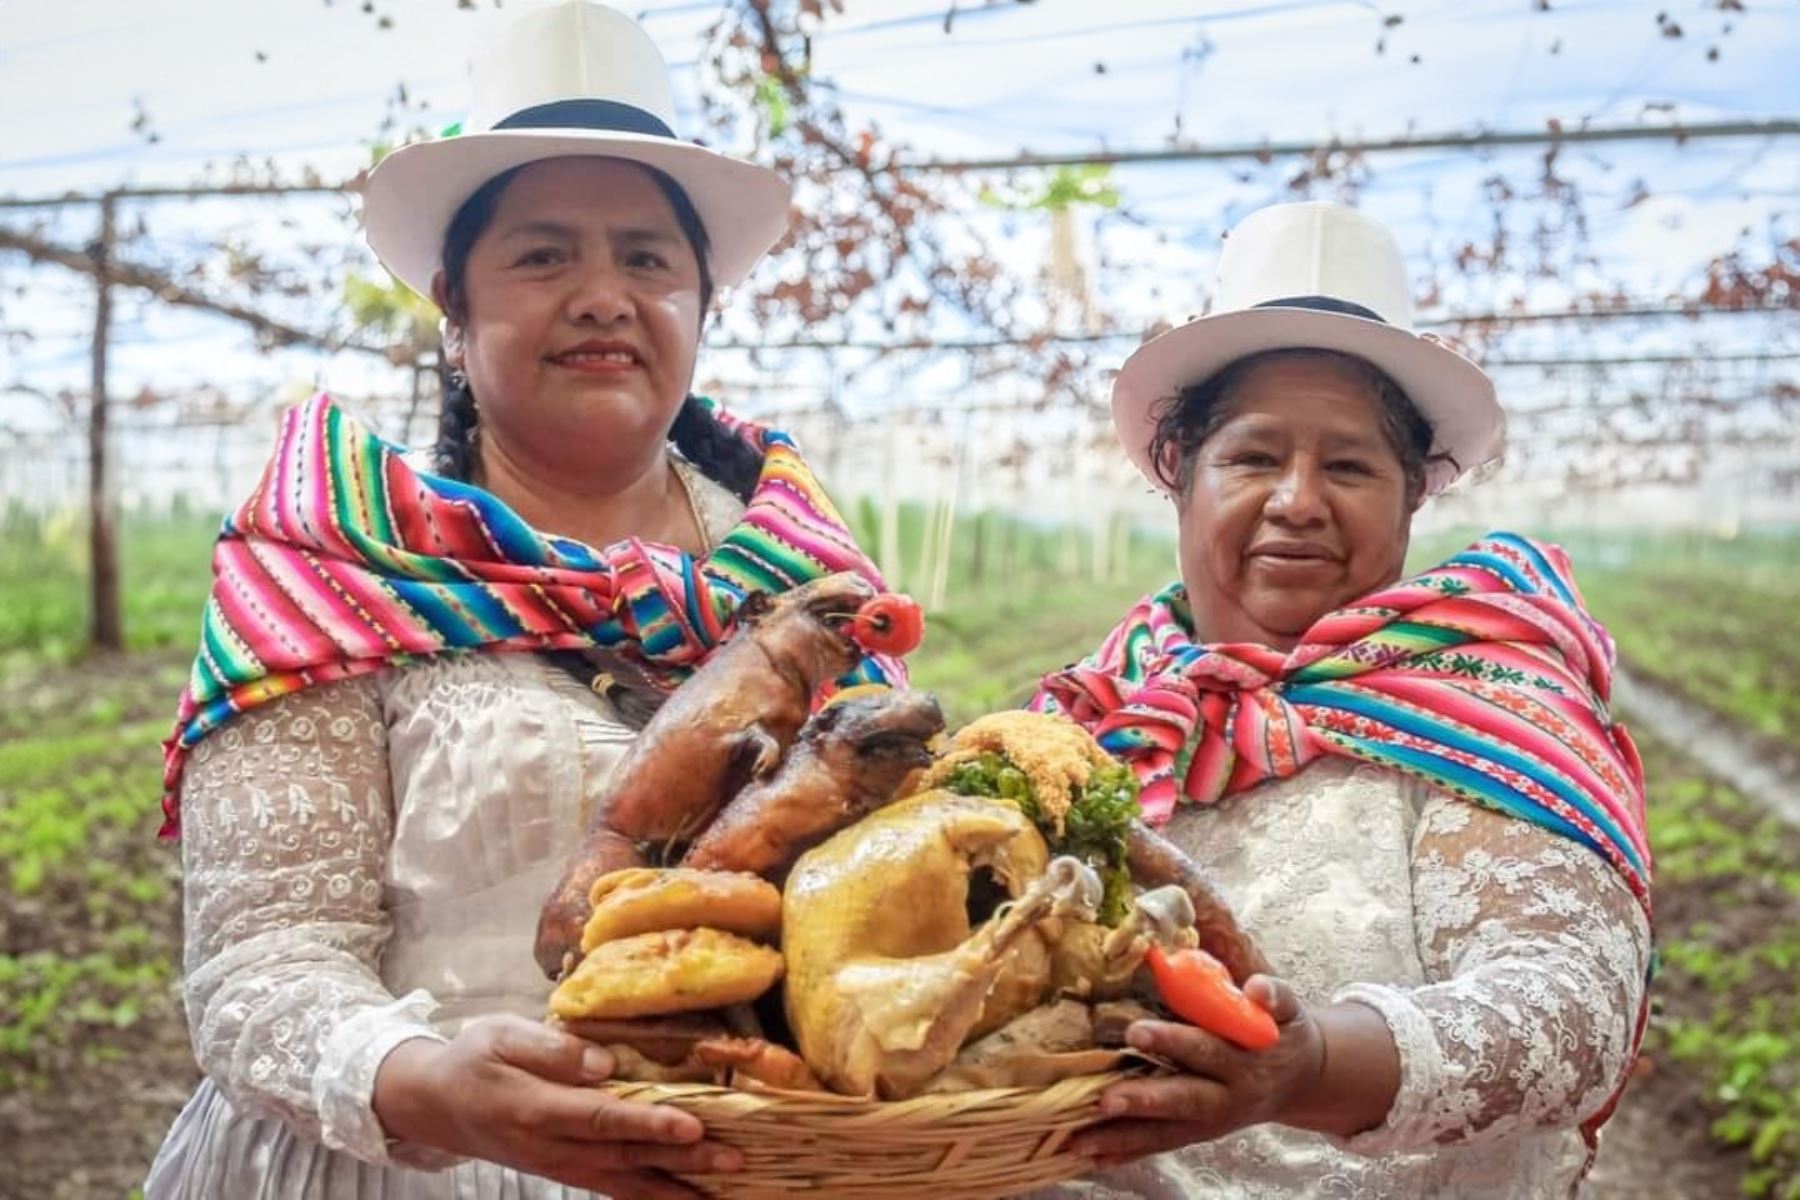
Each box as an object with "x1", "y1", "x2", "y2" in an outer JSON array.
[
  {"x1": 1050, "y1": 884, "x2": 1199, "y2": 1001},
  {"x1": 782, "y1": 784, "x2": 1103, "y2": 1098}
]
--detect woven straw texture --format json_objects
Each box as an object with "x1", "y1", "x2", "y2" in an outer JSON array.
[{"x1": 603, "y1": 1071, "x2": 1125, "y2": 1198}]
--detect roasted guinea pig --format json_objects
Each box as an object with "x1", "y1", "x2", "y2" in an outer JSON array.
[
  {"x1": 782, "y1": 785, "x2": 1103, "y2": 1099},
  {"x1": 683, "y1": 688, "x2": 946, "y2": 877},
  {"x1": 535, "y1": 572, "x2": 877, "y2": 977}
]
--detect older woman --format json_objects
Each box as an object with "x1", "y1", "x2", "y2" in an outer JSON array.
[
  {"x1": 145, "y1": 5, "x2": 894, "y2": 1198},
  {"x1": 1035, "y1": 202, "x2": 1653, "y2": 1198}
]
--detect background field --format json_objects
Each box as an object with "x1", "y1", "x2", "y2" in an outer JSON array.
[{"x1": 2, "y1": 506, "x2": 1796, "y2": 1198}]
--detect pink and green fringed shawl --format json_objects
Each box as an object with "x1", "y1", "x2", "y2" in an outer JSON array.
[
  {"x1": 1033, "y1": 532, "x2": 1649, "y2": 903},
  {"x1": 159, "y1": 393, "x2": 901, "y2": 838}
]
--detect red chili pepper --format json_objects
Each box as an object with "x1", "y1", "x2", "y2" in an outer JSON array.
[
  {"x1": 1145, "y1": 944, "x2": 1280, "y2": 1051},
  {"x1": 848, "y1": 594, "x2": 925, "y2": 656}
]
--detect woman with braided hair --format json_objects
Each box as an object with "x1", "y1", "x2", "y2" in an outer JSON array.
[
  {"x1": 1034, "y1": 202, "x2": 1653, "y2": 1198},
  {"x1": 146, "y1": 5, "x2": 898, "y2": 1197}
]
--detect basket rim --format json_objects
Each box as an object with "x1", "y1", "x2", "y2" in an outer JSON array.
[{"x1": 602, "y1": 1067, "x2": 1138, "y2": 1111}]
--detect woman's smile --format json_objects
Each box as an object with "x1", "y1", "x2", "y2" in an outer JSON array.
[
  {"x1": 548, "y1": 338, "x2": 646, "y2": 375},
  {"x1": 1245, "y1": 538, "x2": 1342, "y2": 575}
]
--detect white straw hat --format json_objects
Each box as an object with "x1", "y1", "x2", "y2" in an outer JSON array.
[
  {"x1": 1112, "y1": 201, "x2": 1505, "y2": 495},
  {"x1": 361, "y1": 0, "x2": 792, "y2": 297}
]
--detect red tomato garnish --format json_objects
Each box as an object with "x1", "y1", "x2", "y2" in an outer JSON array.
[
  {"x1": 849, "y1": 593, "x2": 925, "y2": 656},
  {"x1": 1145, "y1": 944, "x2": 1280, "y2": 1051}
]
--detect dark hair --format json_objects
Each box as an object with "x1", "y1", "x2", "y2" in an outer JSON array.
[
  {"x1": 431, "y1": 160, "x2": 763, "y2": 501},
  {"x1": 1145, "y1": 348, "x2": 1451, "y2": 503}
]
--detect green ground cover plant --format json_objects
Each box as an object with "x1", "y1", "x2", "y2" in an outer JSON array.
[
  {"x1": 1638, "y1": 734, "x2": 1800, "y2": 1198},
  {"x1": 0, "y1": 506, "x2": 216, "y2": 664}
]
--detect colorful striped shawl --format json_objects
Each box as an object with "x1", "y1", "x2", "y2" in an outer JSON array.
[
  {"x1": 159, "y1": 393, "x2": 901, "y2": 838},
  {"x1": 1032, "y1": 532, "x2": 1650, "y2": 908},
  {"x1": 1032, "y1": 532, "x2": 1653, "y2": 1150}
]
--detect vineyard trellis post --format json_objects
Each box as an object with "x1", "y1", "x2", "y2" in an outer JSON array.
[
  {"x1": 0, "y1": 182, "x2": 396, "y2": 654},
  {"x1": 87, "y1": 191, "x2": 122, "y2": 652}
]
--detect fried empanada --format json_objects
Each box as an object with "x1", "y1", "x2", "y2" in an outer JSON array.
[
  {"x1": 552, "y1": 927, "x2": 785, "y2": 1020},
  {"x1": 580, "y1": 868, "x2": 782, "y2": 953}
]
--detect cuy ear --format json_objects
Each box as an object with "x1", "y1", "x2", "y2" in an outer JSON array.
[
  {"x1": 802, "y1": 699, "x2": 848, "y2": 739},
  {"x1": 733, "y1": 591, "x2": 775, "y2": 628}
]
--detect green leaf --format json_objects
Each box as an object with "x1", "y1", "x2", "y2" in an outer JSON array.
[
  {"x1": 1751, "y1": 1116, "x2": 1794, "y2": 1164},
  {"x1": 754, "y1": 77, "x2": 790, "y2": 138},
  {"x1": 1032, "y1": 164, "x2": 1121, "y2": 212},
  {"x1": 343, "y1": 272, "x2": 440, "y2": 337},
  {"x1": 979, "y1": 164, "x2": 1122, "y2": 213}
]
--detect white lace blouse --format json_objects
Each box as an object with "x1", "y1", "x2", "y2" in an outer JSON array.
[
  {"x1": 1034, "y1": 759, "x2": 1651, "y2": 1200},
  {"x1": 145, "y1": 512, "x2": 1650, "y2": 1200}
]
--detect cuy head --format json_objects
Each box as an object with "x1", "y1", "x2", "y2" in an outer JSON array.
[
  {"x1": 805, "y1": 689, "x2": 946, "y2": 772},
  {"x1": 734, "y1": 572, "x2": 878, "y2": 684}
]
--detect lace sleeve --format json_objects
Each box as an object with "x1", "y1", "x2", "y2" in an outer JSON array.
[
  {"x1": 1332, "y1": 791, "x2": 1651, "y2": 1154},
  {"x1": 178, "y1": 676, "x2": 454, "y2": 1168}
]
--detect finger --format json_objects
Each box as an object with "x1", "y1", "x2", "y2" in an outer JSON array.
[
  {"x1": 1070, "y1": 1118, "x2": 1213, "y2": 1163},
  {"x1": 1125, "y1": 1019, "x2": 1238, "y2": 1078},
  {"x1": 550, "y1": 1165, "x2": 706, "y2": 1200},
  {"x1": 1241, "y1": 975, "x2": 1302, "y2": 1023},
  {"x1": 544, "y1": 1134, "x2": 741, "y2": 1177},
  {"x1": 484, "y1": 1014, "x2": 617, "y2": 1086},
  {"x1": 1096, "y1": 1074, "x2": 1231, "y2": 1123},
  {"x1": 536, "y1": 1088, "x2": 708, "y2": 1147}
]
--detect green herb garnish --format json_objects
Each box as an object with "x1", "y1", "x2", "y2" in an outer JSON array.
[{"x1": 942, "y1": 753, "x2": 1141, "y2": 925}]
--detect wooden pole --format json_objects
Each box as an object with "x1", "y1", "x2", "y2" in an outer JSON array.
[
  {"x1": 917, "y1": 479, "x2": 940, "y2": 601},
  {"x1": 929, "y1": 471, "x2": 959, "y2": 613},
  {"x1": 969, "y1": 507, "x2": 988, "y2": 587},
  {"x1": 1090, "y1": 488, "x2": 1110, "y2": 583},
  {"x1": 404, "y1": 362, "x2": 425, "y2": 447},
  {"x1": 87, "y1": 193, "x2": 122, "y2": 652},
  {"x1": 880, "y1": 462, "x2": 902, "y2": 589}
]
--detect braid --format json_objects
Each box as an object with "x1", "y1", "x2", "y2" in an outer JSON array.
[
  {"x1": 432, "y1": 168, "x2": 519, "y2": 485},
  {"x1": 434, "y1": 364, "x2": 481, "y2": 482},
  {"x1": 669, "y1": 395, "x2": 763, "y2": 502}
]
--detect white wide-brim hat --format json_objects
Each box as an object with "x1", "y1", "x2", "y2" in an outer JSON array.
[
  {"x1": 1112, "y1": 201, "x2": 1506, "y2": 496},
  {"x1": 361, "y1": 0, "x2": 792, "y2": 297}
]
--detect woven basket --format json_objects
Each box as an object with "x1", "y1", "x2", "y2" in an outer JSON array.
[{"x1": 604, "y1": 1071, "x2": 1127, "y2": 1199}]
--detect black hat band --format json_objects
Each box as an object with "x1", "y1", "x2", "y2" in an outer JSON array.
[
  {"x1": 494, "y1": 98, "x2": 676, "y2": 140},
  {"x1": 1253, "y1": 295, "x2": 1387, "y2": 322}
]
